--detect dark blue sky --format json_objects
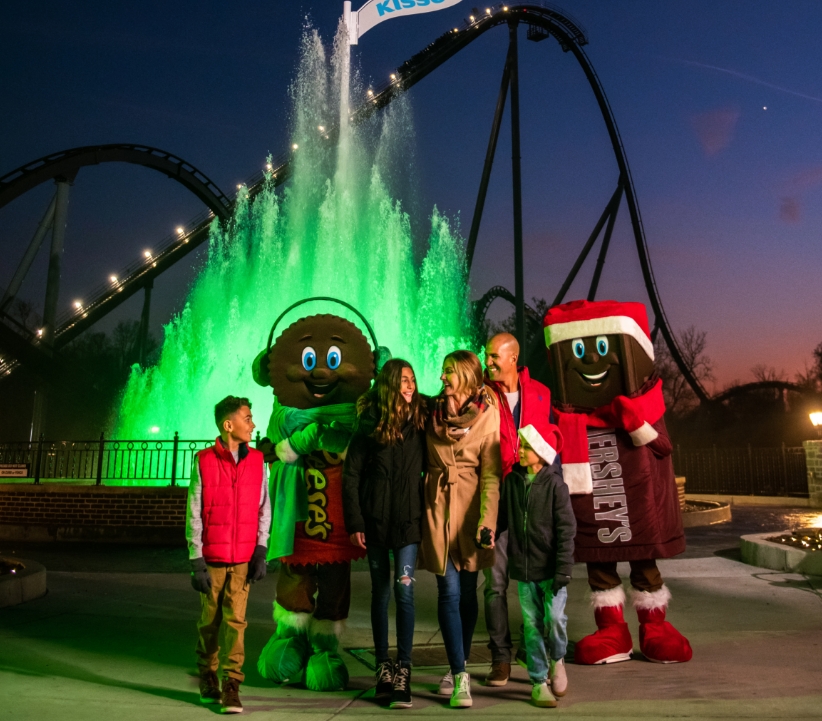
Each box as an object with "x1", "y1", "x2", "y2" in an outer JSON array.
[{"x1": 2, "y1": 1, "x2": 822, "y2": 390}]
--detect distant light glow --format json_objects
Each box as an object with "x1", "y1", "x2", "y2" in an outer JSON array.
[
  {"x1": 763, "y1": 106, "x2": 767, "y2": 110},
  {"x1": 390, "y1": 73, "x2": 396, "y2": 81},
  {"x1": 143, "y1": 250, "x2": 152, "y2": 259},
  {"x1": 149, "y1": 426, "x2": 160, "y2": 434},
  {"x1": 265, "y1": 163, "x2": 273, "y2": 170},
  {"x1": 485, "y1": 8, "x2": 491, "y2": 14},
  {"x1": 318, "y1": 125, "x2": 325, "y2": 132},
  {"x1": 176, "y1": 226, "x2": 184, "y2": 235},
  {"x1": 110, "y1": 275, "x2": 118, "y2": 283},
  {"x1": 73, "y1": 300, "x2": 82, "y2": 309},
  {"x1": 292, "y1": 143, "x2": 299, "y2": 150},
  {"x1": 810, "y1": 411, "x2": 822, "y2": 427}
]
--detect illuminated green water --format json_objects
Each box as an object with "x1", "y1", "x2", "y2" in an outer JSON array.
[{"x1": 114, "y1": 26, "x2": 473, "y2": 462}]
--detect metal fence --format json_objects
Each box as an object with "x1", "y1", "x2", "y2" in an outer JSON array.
[
  {"x1": 0, "y1": 434, "x2": 229, "y2": 486},
  {"x1": 0, "y1": 436, "x2": 810, "y2": 496},
  {"x1": 673, "y1": 445, "x2": 809, "y2": 497}
]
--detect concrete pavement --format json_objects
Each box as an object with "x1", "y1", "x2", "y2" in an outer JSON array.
[{"x1": 2, "y1": 510, "x2": 822, "y2": 720}]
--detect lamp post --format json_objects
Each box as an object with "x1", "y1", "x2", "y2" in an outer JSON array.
[{"x1": 804, "y1": 412, "x2": 822, "y2": 508}]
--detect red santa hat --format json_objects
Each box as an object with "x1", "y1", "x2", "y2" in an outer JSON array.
[
  {"x1": 543, "y1": 299, "x2": 654, "y2": 362},
  {"x1": 518, "y1": 419, "x2": 562, "y2": 466}
]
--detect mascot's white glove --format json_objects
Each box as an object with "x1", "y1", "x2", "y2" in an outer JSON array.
[{"x1": 275, "y1": 438, "x2": 300, "y2": 465}]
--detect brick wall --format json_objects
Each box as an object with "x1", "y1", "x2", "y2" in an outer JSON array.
[
  {"x1": 0, "y1": 483, "x2": 187, "y2": 542},
  {"x1": 802, "y1": 441, "x2": 822, "y2": 509}
]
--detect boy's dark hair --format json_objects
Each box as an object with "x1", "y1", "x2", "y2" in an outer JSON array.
[{"x1": 214, "y1": 396, "x2": 251, "y2": 430}]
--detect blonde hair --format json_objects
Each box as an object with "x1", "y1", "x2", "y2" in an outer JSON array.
[{"x1": 442, "y1": 350, "x2": 484, "y2": 398}]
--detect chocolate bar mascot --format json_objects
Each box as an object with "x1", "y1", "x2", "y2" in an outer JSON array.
[
  {"x1": 253, "y1": 298, "x2": 386, "y2": 691},
  {"x1": 544, "y1": 299, "x2": 692, "y2": 665}
]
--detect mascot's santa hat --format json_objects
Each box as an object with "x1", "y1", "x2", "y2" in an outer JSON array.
[{"x1": 544, "y1": 300, "x2": 665, "y2": 495}]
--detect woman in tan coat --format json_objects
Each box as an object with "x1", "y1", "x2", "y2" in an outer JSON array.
[{"x1": 419, "y1": 350, "x2": 502, "y2": 708}]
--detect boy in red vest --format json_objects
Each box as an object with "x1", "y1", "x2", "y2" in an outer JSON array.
[{"x1": 186, "y1": 396, "x2": 272, "y2": 714}]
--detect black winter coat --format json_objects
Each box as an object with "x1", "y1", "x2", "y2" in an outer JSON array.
[
  {"x1": 497, "y1": 463, "x2": 576, "y2": 582},
  {"x1": 342, "y1": 408, "x2": 427, "y2": 549}
]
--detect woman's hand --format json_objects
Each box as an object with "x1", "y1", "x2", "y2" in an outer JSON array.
[
  {"x1": 476, "y1": 525, "x2": 495, "y2": 549},
  {"x1": 349, "y1": 532, "x2": 367, "y2": 550}
]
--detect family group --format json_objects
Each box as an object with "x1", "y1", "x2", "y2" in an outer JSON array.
[{"x1": 185, "y1": 299, "x2": 692, "y2": 715}]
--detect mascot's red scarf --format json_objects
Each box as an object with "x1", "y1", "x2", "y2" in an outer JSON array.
[{"x1": 554, "y1": 378, "x2": 665, "y2": 495}]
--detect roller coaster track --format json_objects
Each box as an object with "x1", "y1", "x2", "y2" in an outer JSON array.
[{"x1": 0, "y1": 2, "x2": 707, "y2": 403}]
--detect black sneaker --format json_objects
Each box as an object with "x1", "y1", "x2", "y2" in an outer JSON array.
[
  {"x1": 220, "y1": 677, "x2": 242, "y2": 714},
  {"x1": 389, "y1": 661, "x2": 412, "y2": 709},
  {"x1": 198, "y1": 669, "x2": 220, "y2": 704},
  {"x1": 375, "y1": 660, "x2": 395, "y2": 701}
]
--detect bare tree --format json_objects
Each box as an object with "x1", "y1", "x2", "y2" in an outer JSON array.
[
  {"x1": 653, "y1": 326, "x2": 714, "y2": 415},
  {"x1": 7, "y1": 298, "x2": 42, "y2": 332},
  {"x1": 750, "y1": 364, "x2": 787, "y2": 383}
]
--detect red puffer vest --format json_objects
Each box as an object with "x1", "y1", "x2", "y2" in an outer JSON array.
[{"x1": 197, "y1": 439, "x2": 264, "y2": 564}]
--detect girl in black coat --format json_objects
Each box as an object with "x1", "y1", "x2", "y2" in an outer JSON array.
[{"x1": 342, "y1": 358, "x2": 428, "y2": 709}]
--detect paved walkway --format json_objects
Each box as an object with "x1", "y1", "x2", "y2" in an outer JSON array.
[{"x1": 2, "y1": 509, "x2": 822, "y2": 719}]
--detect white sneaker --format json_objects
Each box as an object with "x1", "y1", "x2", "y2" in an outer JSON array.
[
  {"x1": 531, "y1": 681, "x2": 557, "y2": 708},
  {"x1": 549, "y1": 658, "x2": 567, "y2": 697},
  {"x1": 438, "y1": 671, "x2": 454, "y2": 696},
  {"x1": 450, "y1": 672, "x2": 472, "y2": 708}
]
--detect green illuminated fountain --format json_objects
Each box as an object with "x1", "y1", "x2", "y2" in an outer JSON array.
[{"x1": 114, "y1": 26, "x2": 473, "y2": 460}]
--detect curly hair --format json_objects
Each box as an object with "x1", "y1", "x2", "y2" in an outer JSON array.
[
  {"x1": 357, "y1": 358, "x2": 427, "y2": 445},
  {"x1": 214, "y1": 395, "x2": 251, "y2": 430}
]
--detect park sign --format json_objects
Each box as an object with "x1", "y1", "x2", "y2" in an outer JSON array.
[
  {"x1": 347, "y1": 0, "x2": 463, "y2": 44},
  {"x1": 0, "y1": 463, "x2": 29, "y2": 478}
]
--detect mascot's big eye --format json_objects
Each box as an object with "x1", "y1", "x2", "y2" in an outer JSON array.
[
  {"x1": 327, "y1": 345, "x2": 342, "y2": 370},
  {"x1": 596, "y1": 336, "x2": 609, "y2": 356},
  {"x1": 572, "y1": 339, "x2": 585, "y2": 359},
  {"x1": 301, "y1": 346, "x2": 317, "y2": 371}
]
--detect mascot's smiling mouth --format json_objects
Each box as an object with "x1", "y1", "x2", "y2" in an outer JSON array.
[
  {"x1": 578, "y1": 369, "x2": 609, "y2": 387},
  {"x1": 304, "y1": 378, "x2": 339, "y2": 398}
]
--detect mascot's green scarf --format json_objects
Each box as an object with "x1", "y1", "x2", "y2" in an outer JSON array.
[{"x1": 265, "y1": 399, "x2": 357, "y2": 560}]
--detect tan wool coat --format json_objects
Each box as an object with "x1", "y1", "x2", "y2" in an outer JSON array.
[{"x1": 419, "y1": 392, "x2": 502, "y2": 575}]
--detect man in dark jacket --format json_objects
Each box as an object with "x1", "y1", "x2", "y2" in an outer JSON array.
[
  {"x1": 483, "y1": 333, "x2": 560, "y2": 686},
  {"x1": 498, "y1": 420, "x2": 575, "y2": 707}
]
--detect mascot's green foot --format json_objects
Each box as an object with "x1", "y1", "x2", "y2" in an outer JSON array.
[
  {"x1": 305, "y1": 618, "x2": 349, "y2": 692},
  {"x1": 257, "y1": 604, "x2": 311, "y2": 685}
]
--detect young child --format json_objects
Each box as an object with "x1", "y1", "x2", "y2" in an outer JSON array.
[
  {"x1": 497, "y1": 419, "x2": 576, "y2": 708},
  {"x1": 186, "y1": 396, "x2": 272, "y2": 714}
]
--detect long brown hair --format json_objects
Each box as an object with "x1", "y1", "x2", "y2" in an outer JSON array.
[{"x1": 357, "y1": 358, "x2": 428, "y2": 445}]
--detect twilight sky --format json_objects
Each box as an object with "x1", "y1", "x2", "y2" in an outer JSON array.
[{"x1": 2, "y1": 1, "x2": 822, "y2": 393}]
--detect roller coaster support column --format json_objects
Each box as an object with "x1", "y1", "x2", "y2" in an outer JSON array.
[
  {"x1": 31, "y1": 178, "x2": 71, "y2": 442},
  {"x1": 1, "y1": 193, "x2": 56, "y2": 312},
  {"x1": 587, "y1": 180, "x2": 623, "y2": 301},
  {"x1": 466, "y1": 49, "x2": 511, "y2": 270},
  {"x1": 138, "y1": 278, "x2": 153, "y2": 367},
  {"x1": 509, "y1": 20, "x2": 525, "y2": 348},
  {"x1": 42, "y1": 179, "x2": 71, "y2": 345}
]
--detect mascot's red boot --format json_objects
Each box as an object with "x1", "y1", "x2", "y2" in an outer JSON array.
[
  {"x1": 574, "y1": 586, "x2": 633, "y2": 665},
  {"x1": 632, "y1": 586, "x2": 693, "y2": 663}
]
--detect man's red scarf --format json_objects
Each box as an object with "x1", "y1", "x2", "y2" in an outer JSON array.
[{"x1": 553, "y1": 378, "x2": 666, "y2": 494}]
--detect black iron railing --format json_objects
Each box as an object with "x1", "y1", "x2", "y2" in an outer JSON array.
[
  {"x1": 0, "y1": 433, "x2": 262, "y2": 486},
  {"x1": 673, "y1": 445, "x2": 809, "y2": 497}
]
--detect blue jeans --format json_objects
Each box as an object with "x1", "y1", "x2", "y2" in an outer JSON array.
[
  {"x1": 367, "y1": 543, "x2": 418, "y2": 665},
  {"x1": 517, "y1": 580, "x2": 568, "y2": 684},
  {"x1": 436, "y1": 558, "x2": 479, "y2": 675}
]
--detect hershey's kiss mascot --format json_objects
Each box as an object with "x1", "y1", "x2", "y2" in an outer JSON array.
[
  {"x1": 253, "y1": 298, "x2": 387, "y2": 691},
  {"x1": 544, "y1": 299, "x2": 692, "y2": 665}
]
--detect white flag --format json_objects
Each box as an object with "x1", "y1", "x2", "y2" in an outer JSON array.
[{"x1": 350, "y1": 0, "x2": 463, "y2": 44}]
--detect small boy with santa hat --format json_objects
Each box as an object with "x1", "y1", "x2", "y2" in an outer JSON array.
[{"x1": 496, "y1": 419, "x2": 576, "y2": 708}]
